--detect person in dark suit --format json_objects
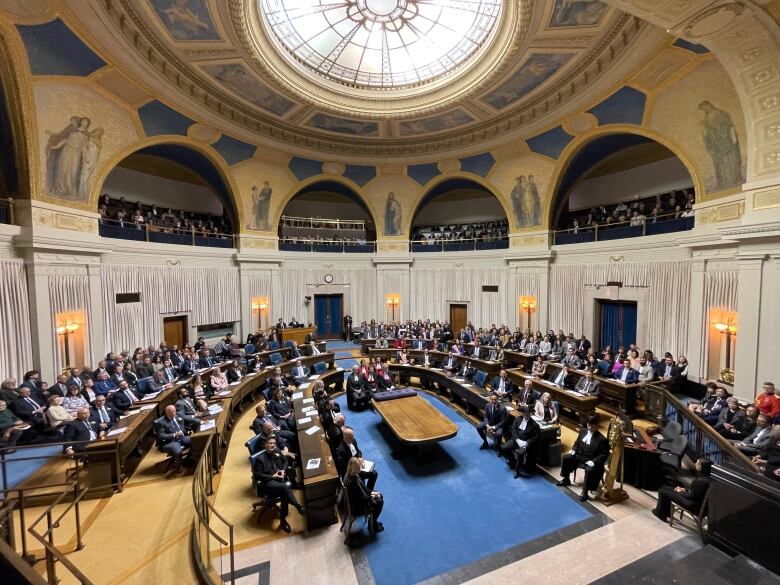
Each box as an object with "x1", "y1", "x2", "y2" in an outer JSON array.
[
  {"x1": 490, "y1": 370, "x2": 514, "y2": 399},
  {"x1": 477, "y1": 395, "x2": 507, "y2": 453},
  {"x1": 652, "y1": 458, "x2": 712, "y2": 521},
  {"x1": 656, "y1": 355, "x2": 681, "y2": 381},
  {"x1": 716, "y1": 403, "x2": 758, "y2": 440},
  {"x1": 346, "y1": 367, "x2": 370, "y2": 411},
  {"x1": 613, "y1": 360, "x2": 639, "y2": 384},
  {"x1": 63, "y1": 408, "x2": 101, "y2": 454},
  {"x1": 574, "y1": 369, "x2": 603, "y2": 395},
  {"x1": 557, "y1": 415, "x2": 609, "y2": 501},
  {"x1": 175, "y1": 387, "x2": 203, "y2": 432},
  {"x1": 154, "y1": 405, "x2": 192, "y2": 473},
  {"x1": 345, "y1": 456, "x2": 384, "y2": 534},
  {"x1": 109, "y1": 381, "x2": 140, "y2": 417},
  {"x1": 11, "y1": 387, "x2": 46, "y2": 425},
  {"x1": 50, "y1": 374, "x2": 69, "y2": 398},
  {"x1": 320, "y1": 399, "x2": 342, "y2": 430},
  {"x1": 66, "y1": 368, "x2": 85, "y2": 392},
  {"x1": 252, "y1": 436, "x2": 305, "y2": 533},
  {"x1": 251, "y1": 403, "x2": 298, "y2": 448},
  {"x1": 334, "y1": 428, "x2": 377, "y2": 490},
  {"x1": 500, "y1": 404, "x2": 540, "y2": 478},
  {"x1": 89, "y1": 395, "x2": 115, "y2": 432},
  {"x1": 135, "y1": 357, "x2": 155, "y2": 379},
  {"x1": 550, "y1": 366, "x2": 575, "y2": 389},
  {"x1": 291, "y1": 359, "x2": 309, "y2": 386},
  {"x1": 576, "y1": 336, "x2": 591, "y2": 357},
  {"x1": 268, "y1": 387, "x2": 296, "y2": 431},
  {"x1": 516, "y1": 379, "x2": 540, "y2": 409},
  {"x1": 288, "y1": 342, "x2": 303, "y2": 360},
  {"x1": 254, "y1": 421, "x2": 292, "y2": 452},
  {"x1": 181, "y1": 354, "x2": 199, "y2": 376},
  {"x1": 327, "y1": 414, "x2": 346, "y2": 450}
]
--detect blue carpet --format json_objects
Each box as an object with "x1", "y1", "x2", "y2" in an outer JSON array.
[
  {"x1": 326, "y1": 340, "x2": 359, "y2": 351},
  {"x1": 0, "y1": 445, "x2": 62, "y2": 497},
  {"x1": 335, "y1": 392, "x2": 593, "y2": 585}
]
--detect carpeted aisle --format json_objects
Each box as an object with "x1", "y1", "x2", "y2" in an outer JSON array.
[{"x1": 335, "y1": 392, "x2": 593, "y2": 585}]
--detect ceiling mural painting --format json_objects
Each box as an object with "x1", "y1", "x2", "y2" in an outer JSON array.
[{"x1": 150, "y1": 0, "x2": 221, "y2": 41}]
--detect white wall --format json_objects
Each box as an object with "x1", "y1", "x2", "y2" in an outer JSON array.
[
  {"x1": 283, "y1": 196, "x2": 371, "y2": 221},
  {"x1": 102, "y1": 166, "x2": 224, "y2": 215},
  {"x1": 414, "y1": 191, "x2": 506, "y2": 226},
  {"x1": 568, "y1": 157, "x2": 692, "y2": 211}
]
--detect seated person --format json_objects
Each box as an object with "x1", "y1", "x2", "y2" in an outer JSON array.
[
  {"x1": 209, "y1": 369, "x2": 229, "y2": 394},
  {"x1": 574, "y1": 369, "x2": 602, "y2": 396},
  {"x1": 534, "y1": 392, "x2": 559, "y2": 424},
  {"x1": 254, "y1": 420, "x2": 295, "y2": 453},
  {"x1": 160, "y1": 360, "x2": 179, "y2": 383},
  {"x1": 657, "y1": 355, "x2": 681, "y2": 382},
  {"x1": 253, "y1": 436, "x2": 305, "y2": 533},
  {"x1": 146, "y1": 370, "x2": 173, "y2": 394},
  {"x1": 477, "y1": 394, "x2": 506, "y2": 453},
  {"x1": 755, "y1": 382, "x2": 780, "y2": 418},
  {"x1": 358, "y1": 360, "x2": 369, "y2": 377},
  {"x1": 11, "y1": 387, "x2": 46, "y2": 425},
  {"x1": 637, "y1": 356, "x2": 655, "y2": 383},
  {"x1": 491, "y1": 369, "x2": 514, "y2": 398},
  {"x1": 550, "y1": 365, "x2": 575, "y2": 389},
  {"x1": 531, "y1": 355, "x2": 547, "y2": 377},
  {"x1": 397, "y1": 349, "x2": 411, "y2": 365},
  {"x1": 335, "y1": 427, "x2": 378, "y2": 490},
  {"x1": 308, "y1": 340, "x2": 322, "y2": 355},
  {"x1": 225, "y1": 361, "x2": 243, "y2": 384},
  {"x1": 327, "y1": 413, "x2": 346, "y2": 450},
  {"x1": 63, "y1": 408, "x2": 102, "y2": 454},
  {"x1": 652, "y1": 458, "x2": 712, "y2": 521},
  {"x1": 109, "y1": 381, "x2": 141, "y2": 417},
  {"x1": 457, "y1": 360, "x2": 476, "y2": 380},
  {"x1": 416, "y1": 348, "x2": 435, "y2": 368},
  {"x1": 252, "y1": 404, "x2": 297, "y2": 447},
  {"x1": 62, "y1": 384, "x2": 90, "y2": 413},
  {"x1": 732, "y1": 414, "x2": 775, "y2": 456},
  {"x1": 561, "y1": 348, "x2": 582, "y2": 369},
  {"x1": 94, "y1": 372, "x2": 118, "y2": 397},
  {"x1": 175, "y1": 387, "x2": 203, "y2": 432},
  {"x1": 363, "y1": 366, "x2": 380, "y2": 395},
  {"x1": 613, "y1": 359, "x2": 639, "y2": 384},
  {"x1": 290, "y1": 359, "x2": 309, "y2": 386},
  {"x1": 153, "y1": 405, "x2": 192, "y2": 474},
  {"x1": 488, "y1": 346, "x2": 504, "y2": 362},
  {"x1": 288, "y1": 341, "x2": 303, "y2": 359},
  {"x1": 0, "y1": 399, "x2": 28, "y2": 449},
  {"x1": 556, "y1": 415, "x2": 609, "y2": 501},
  {"x1": 345, "y1": 456, "x2": 384, "y2": 534},
  {"x1": 442, "y1": 352, "x2": 458, "y2": 374},
  {"x1": 190, "y1": 375, "x2": 211, "y2": 403},
  {"x1": 267, "y1": 387, "x2": 296, "y2": 431},
  {"x1": 89, "y1": 395, "x2": 115, "y2": 432},
  {"x1": 346, "y1": 367, "x2": 370, "y2": 411},
  {"x1": 375, "y1": 336, "x2": 389, "y2": 349},
  {"x1": 319, "y1": 399, "x2": 341, "y2": 430},
  {"x1": 45, "y1": 395, "x2": 74, "y2": 429},
  {"x1": 376, "y1": 368, "x2": 395, "y2": 391},
  {"x1": 698, "y1": 387, "x2": 730, "y2": 425},
  {"x1": 516, "y1": 379, "x2": 539, "y2": 409},
  {"x1": 716, "y1": 404, "x2": 758, "y2": 440},
  {"x1": 500, "y1": 404, "x2": 540, "y2": 478},
  {"x1": 753, "y1": 437, "x2": 780, "y2": 482},
  {"x1": 687, "y1": 382, "x2": 718, "y2": 414}
]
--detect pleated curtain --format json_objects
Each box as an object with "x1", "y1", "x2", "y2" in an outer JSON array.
[
  {"x1": 101, "y1": 265, "x2": 240, "y2": 351},
  {"x1": 549, "y1": 260, "x2": 692, "y2": 358},
  {"x1": 0, "y1": 259, "x2": 33, "y2": 381},
  {"x1": 698, "y1": 270, "x2": 738, "y2": 379},
  {"x1": 49, "y1": 275, "x2": 93, "y2": 373}
]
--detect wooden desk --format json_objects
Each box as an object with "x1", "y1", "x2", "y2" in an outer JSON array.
[
  {"x1": 369, "y1": 348, "x2": 502, "y2": 376},
  {"x1": 503, "y1": 350, "x2": 536, "y2": 372},
  {"x1": 280, "y1": 326, "x2": 315, "y2": 345},
  {"x1": 506, "y1": 369, "x2": 598, "y2": 429},
  {"x1": 372, "y1": 394, "x2": 457, "y2": 448},
  {"x1": 545, "y1": 363, "x2": 638, "y2": 415},
  {"x1": 387, "y1": 363, "x2": 491, "y2": 415}
]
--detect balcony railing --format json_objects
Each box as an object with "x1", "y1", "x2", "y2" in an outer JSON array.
[
  {"x1": 99, "y1": 218, "x2": 235, "y2": 249},
  {"x1": 410, "y1": 236, "x2": 509, "y2": 253},
  {"x1": 0, "y1": 197, "x2": 13, "y2": 225},
  {"x1": 279, "y1": 238, "x2": 376, "y2": 253},
  {"x1": 553, "y1": 212, "x2": 694, "y2": 246},
  {"x1": 280, "y1": 215, "x2": 368, "y2": 230}
]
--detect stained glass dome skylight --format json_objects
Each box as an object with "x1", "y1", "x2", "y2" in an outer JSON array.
[{"x1": 260, "y1": 0, "x2": 502, "y2": 89}]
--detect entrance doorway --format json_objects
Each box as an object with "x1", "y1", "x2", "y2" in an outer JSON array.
[
  {"x1": 314, "y1": 294, "x2": 343, "y2": 338},
  {"x1": 163, "y1": 315, "x2": 188, "y2": 348},
  {"x1": 597, "y1": 301, "x2": 637, "y2": 351},
  {"x1": 449, "y1": 303, "x2": 467, "y2": 333}
]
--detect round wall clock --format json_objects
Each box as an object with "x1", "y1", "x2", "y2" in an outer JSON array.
[{"x1": 324, "y1": 273, "x2": 334, "y2": 284}]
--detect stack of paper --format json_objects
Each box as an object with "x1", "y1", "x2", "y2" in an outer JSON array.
[
  {"x1": 291, "y1": 391, "x2": 304, "y2": 400},
  {"x1": 207, "y1": 404, "x2": 223, "y2": 414},
  {"x1": 200, "y1": 420, "x2": 216, "y2": 431}
]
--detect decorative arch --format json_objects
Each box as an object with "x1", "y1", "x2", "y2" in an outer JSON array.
[
  {"x1": 272, "y1": 174, "x2": 379, "y2": 233},
  {"x1": 91, "y1": 136, "x2": 243, "y2": 230},
  {"x1": 604, "y1": 0, "x2": 780, "y2": 185},
  {"x1": 544, "y1": 125, "x2": 704, "y2": 229},
  {"x1": 406, "y1": 173, "x2": 512, "y2": 235}
]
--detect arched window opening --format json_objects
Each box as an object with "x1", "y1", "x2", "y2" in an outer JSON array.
[
  {"x1": 98, "y1": 144, "x2": 237, "y2": 248},
  {"x1": 278, "y1": 181, "x2": 376, "y2": 253},
  {"x1": 410, "y1": 178, "x2": 508, "y2": 252},
  {"x1": 551, "y1": 134, "x2": 695, "y2": 245}
]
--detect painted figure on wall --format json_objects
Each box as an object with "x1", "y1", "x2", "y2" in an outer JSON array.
[
  {"x1": 549, "y1": 0, "x2": 607, "y2": 27},
  {"x1": 252, "y1": 181, "x2": 272, "y2": 230},
  {"x1": 151, "y1": 0, "x2": 220, "y2": 41},
  {"x1": 511, "y1": 175, "x2": 542, "y2": 227},
  {"x1": 46, "y1": 116, "x2": 103, "y2": 201},
  {"x1": 698, "y1": 100, "x2": 744, "y2": 191},
  {"x1": 384, "y1": 192, "x2": 402, "y2": 236}
]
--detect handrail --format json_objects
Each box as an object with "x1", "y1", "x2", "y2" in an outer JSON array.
[
  {"x1": 554, "y1": 209, "x2": 695, "y2": 236},
  {"x1": 645, "y1": 383, "x2": 760, "y2": 472},
  {"x1": 191, "y1": 433, "x2": 235, "y2": 585},
  {"x1": 280, "y1": 215, "x2": 369, "y2": 229},
  {"x1": 99, "y1": 218, "x2": 236, "y2": 248}
]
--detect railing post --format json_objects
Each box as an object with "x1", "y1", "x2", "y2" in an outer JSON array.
[
  {"x1": 594, "y1": 223, "x2": 599, "y2": 241},
  {"x1": 8, "y1": 197, "x2": 14, "y2": 225},
  {"x1": 192, "y1": 227, "x2": 196, "y2": 246},
  {"x1": 74, "y1": 481, "x2": 84, "y2": 551},
  {"x1": 145, "y1": 223, "x2": 150, "y2": 242},
  {"x1": 45, "y1": 510, "x2": 57, "y2": 585}
]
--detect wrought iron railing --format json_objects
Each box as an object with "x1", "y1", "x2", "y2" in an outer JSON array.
[
  {"x1": 98, "y1": 218, "x2": 235, "y2": 248},
  {"x1": 409, "y1": 236, "x2": 509, "y2": 253},
  {"x1": 191, "y1": 434, "x2": 235, "y2": 585},
  {"x1": 553, "y1": 211, "x2": 694, "y2": 245},
  {"x1": 279, "y1": 238, "x2": 376, "y2": 253}
]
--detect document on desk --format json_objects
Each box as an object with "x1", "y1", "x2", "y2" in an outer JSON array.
[
  {"x1": 298, "y1": 383, "x2": 310, "y2": 390},
  {"x1": 291, "y1": 391, "x2": 304, "y2": 400},
  {"x1": 246, "y1": 372, "x2": 258, "y2": 376},
  {"x1": 565, "y1": 390, "x2": 582, "y2": 396},
  {"x1": 207, "y1": 404, "x2": 223, "y2": 414},
  {"x1": 308, "y1": 374, "x2": 319, "y2": 380},
  {"x1": 302, "y1": 398, "x2": 314, "y2": 404},
  {"x1": 297, "y1": 416, "x2": 312, "y2": 425},
  {"x1": 120, "y1": 411, "x2": 139, "y2": 419},
  {"x1": 361, "y1": 460, "x2": 375, "y2": 473},
  {"x1": 306, "y1": 457, "x2": 321, "y2": 470},
  {"x1": 107, "y1": 427, "x2": 126, "y2": 437},
  {"x1": 143, "y1": 391, "x2": 161, "y2": 399},
  {"x1": 305, "y1": 425, "x2": 320, "y2": 436},
  {"x1": 218, "y1": 390, "x2": 231, "y2": 396},
  {"x1": 229, "y1": 381, "x2": 240, "y2": 386},
  {"x1": 200, "y1": 420, "x2": 216, "y2": 431},
  {"x1": 138, "y1": 404, "x2": 156, "y2": 411}
]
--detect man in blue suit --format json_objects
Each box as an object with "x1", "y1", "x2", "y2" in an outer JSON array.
[
  {"x1": 477, "y1": 394, "x2": 507, "y2": 453},
  {"x1": 613, "y1": 360, "x2": 639, "y2": 384}
]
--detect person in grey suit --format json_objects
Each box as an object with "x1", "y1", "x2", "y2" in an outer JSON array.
[
  {"x1": 733, "y1": 414, "x2": 775, "y2": 456},
  {"x1": 574, "y1": 369, "x2": 601, "y2": 396},
  {"x1": 174, "y1": 387, "x2": 203, "y2": 432},
  {"x1": 561, "y1": 348, "x2": 582, "y2": 369},
  {"x1": 154, "y1": 405, "x2": 191, "y2": 473}
]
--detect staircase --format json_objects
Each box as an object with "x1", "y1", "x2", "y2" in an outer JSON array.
[{"x1": 591, "y1": 537, "x2": 780, "y2": 585}]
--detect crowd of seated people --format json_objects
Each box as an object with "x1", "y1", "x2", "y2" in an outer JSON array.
[
  {"x1": 563, "y1": 188, "x2": 695, "y2": 233},
  {"x1": 411, "y1": 218, "x2": 508, "y2": 244},
  {"x1": 98, "y1": 193, "x2": 233, "y2": 238},
  {"x1": 279, "y1": 214, "x2": 375, "y2": 248}
]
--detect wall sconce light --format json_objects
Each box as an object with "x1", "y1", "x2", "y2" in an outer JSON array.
[
  {"x1": 386, "y1": 296, "x2": 400, "y2": 321},
  {"x1": 520, "y1": 296, "x2": 536, "y2": 330},
  {"x1": 714, "y1": 318, "x2": 737, "y2": 382},
  {"x1": 56, "y1": 322, "x2": 80, "y2": 367}
]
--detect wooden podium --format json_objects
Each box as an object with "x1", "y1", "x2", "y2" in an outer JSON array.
[{"x1": 280, "y1": 326, "x2": 315, "y2": 345}]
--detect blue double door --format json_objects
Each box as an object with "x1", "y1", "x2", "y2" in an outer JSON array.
[
  {"x1": 599, "y1": 300, "x2": 637, "y2": 351},
  {"x1": 314, "y1": 294, "x2": 343, "y2": 338}
]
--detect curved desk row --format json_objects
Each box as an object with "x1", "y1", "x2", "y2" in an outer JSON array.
[{"x1": 368, "y1": 348, "x2": 502, "y2": 376}]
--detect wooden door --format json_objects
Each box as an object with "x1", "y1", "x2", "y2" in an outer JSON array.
[
  {"x1": 449, "y1": 304, "x2": 467, "y2": 333},
  {"x1": 163, "y1": 315, "x2": 187, "y2": 348}
]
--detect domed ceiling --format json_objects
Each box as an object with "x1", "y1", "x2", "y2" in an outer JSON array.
[{"x1": 80, "y1": 0, "x2": 659, "y2": 156}]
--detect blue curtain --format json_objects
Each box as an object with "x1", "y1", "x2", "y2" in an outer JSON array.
[
  {"x1": 601, "y1": 302, "x2": 619, "y2": 350},
  {"x1": 314, "y1": 296, "x2": 328, "y2": 337},
  {"x1": 621, "y1": 302, "x2": 637, "y2": 347}
]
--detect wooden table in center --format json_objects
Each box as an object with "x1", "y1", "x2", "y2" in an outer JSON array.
[{"x1": 372, "y1": 393, "x2": 458, "y2": 456}]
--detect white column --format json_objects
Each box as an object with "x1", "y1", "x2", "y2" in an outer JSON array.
[
  {"x1": 537, "y1": 264, "x2": 550, "y2": 332},
  {"x1": 26, "y1": 263, "x2": 56, "y2": 381},
  {"x1": 733, "y1": 255, "x2": 765, "y2": 400},
  {"x1": 686, "y1": 259, "x2": 706, "y2": 383},
  {"x1": 86, "y1": 263, "x2": 104, "y2": 365}
]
